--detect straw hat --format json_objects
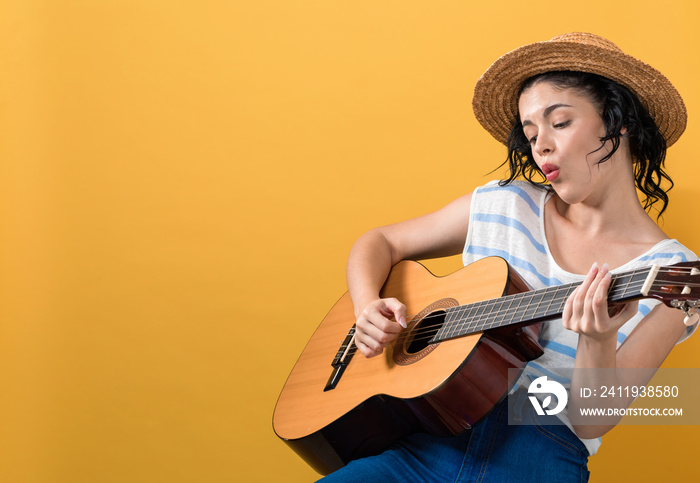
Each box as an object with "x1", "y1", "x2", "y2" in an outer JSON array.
[{"x1": 472, "y1": 32, "x2": 687, "y2": 147}]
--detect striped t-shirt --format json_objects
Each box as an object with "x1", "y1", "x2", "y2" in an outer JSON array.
[{"x1": 462, "y1": 180, "x2": 698, "y2": 455}]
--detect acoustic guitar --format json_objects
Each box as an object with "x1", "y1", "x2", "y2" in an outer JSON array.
[{"x1": 273, "y1": 256, "x2": 700, "y2": 475}]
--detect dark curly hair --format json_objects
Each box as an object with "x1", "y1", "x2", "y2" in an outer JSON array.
[{"x1": 500, "y1": 71, "x2": 672, "y2": 216}]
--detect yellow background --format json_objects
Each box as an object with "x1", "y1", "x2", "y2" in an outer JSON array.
[{"x1": 1, "y1": 1, "x2": 698, "y2": 481}]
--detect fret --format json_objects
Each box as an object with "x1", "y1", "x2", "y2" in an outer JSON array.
[
  {"x1": 443, "y1": 307, "x2": 457, "y2": 340},
  {"x1": 520, "y1": 291, "x2": 544, "y2": 321},
  {"x1": 459, "y1": 303, "x2": 475, "y2": 334},
  {"x1": 462, "y1": 303, "x2": 479, "y2": 335},
  {"x1": 552, "y1": 284, "x2": 575, "y2": 314},
  {"x1": 435, "y1": 308, "x2": 457, "y2": 341},
  {"x1": 501, "y1": 292, "x2": 519, "y2": 328},
  {"x1": 451, "y1": 304, "x2": 469, "y2": 338},
  {"x1": 463, "y1": 301, "x2": 485, "y2": 334},
  {"x1": 509, "y1": 291, "x2": 529, "y2": 326},
  {"x1": 440, "y1": 307, "x2": 460, "y2": 341},
  {"x1": 478, "y1": 299, "x2": 498, "y2": 331},
  {"x1": 473, "y1": 295, "x2": 513, "y2": 332},
  {"x1": 442, "y1": 306, "x2": 460, "y2": 340},
  {"x1": 612, "y1": 272, "x2": 633, "y2": 300},
  {"x1": 626, "y1": 269, "x2": 649, "y2": 299},
  {"x1": 541, "y1": 285, "x2": 558, "y2": 317},
  {"x1": 531, "y1": 290, "x2": 550, "y2": 319},
  {"x1": 492, "y1": 297, "x2": 509, "y2": 329},
  {"x1": 440, "y1": 303, "x2": 472, "y2": 340},
  {"x1": 489, "y1": 298, "x2": 508, "y2": 329},
  {"x1": 611, "y1": 269, "x2": 649, "y2": 301}
]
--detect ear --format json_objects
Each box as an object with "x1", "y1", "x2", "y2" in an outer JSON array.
[{"x1": 620, "y1": 125, "x2": 628, "y2": 136}]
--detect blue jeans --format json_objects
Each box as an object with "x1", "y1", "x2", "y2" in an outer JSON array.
[{"x1": 318, "y1": 391, "x2": 590, "y2": 482}]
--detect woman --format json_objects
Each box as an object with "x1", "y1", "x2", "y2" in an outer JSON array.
[{"x1": 321, "y1": 33, "x2": 696, "y2": 482}]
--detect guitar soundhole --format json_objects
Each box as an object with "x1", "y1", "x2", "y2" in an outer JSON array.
[
  {"x1": 393, "y1": 298, "x2": 458, "y2": 366},
  {"x1": 406, "y1": 310, "x2": 446, "y2": 353}
]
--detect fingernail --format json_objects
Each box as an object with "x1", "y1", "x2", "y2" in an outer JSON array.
[
  {"x1": 590, "y1": 262, "x2": 598, "y2": 273},
  {"x1": 398, "y1": 317, "x2": 407, "y2": 328}
]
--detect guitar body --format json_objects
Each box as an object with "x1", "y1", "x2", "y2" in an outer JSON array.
[{"x1": 273, "y1": 257, "x2": 545, "y2": 475}]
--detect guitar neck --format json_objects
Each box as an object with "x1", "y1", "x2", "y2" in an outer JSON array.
[{"x1": 433, "y1": 266, "x2": 654, "y2": 342}]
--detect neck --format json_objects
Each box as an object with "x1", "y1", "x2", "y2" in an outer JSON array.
[{"x1": 431, "y1": 265, "x2": 653, "y2": 343}]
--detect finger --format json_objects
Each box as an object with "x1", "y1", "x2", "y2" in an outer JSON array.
[
  {"x1": 383, "y1": 297, "x2": 407, "y2": 328},
  {"x1": 580, "y1": 262, "x2": 600, "y2": 292},
  {"x1": 565, "y1": 265, "x2": 594, "y2": 327},
  {"x1": 355, "y1": 320, "x2": 391, "y2": 355},
  {"x1": 369, "y1": 300, "x2": 406, "y2": 333},
  {"x1": 354, "y1": 299, "x2": 406, "y2": 358},
  {"x1": 357, "y1": 315, "x2": 399, "y2": 347},
  {"x1": 358, "y1": 310, "x2": 403, "y2": 352},
  {"x1": 360, "y1": 303, "x2": 401, "y2": 333},
  {"x1": 574, "y1": 262, "x2": 600, "y2": 310},
  {"x1": 372, "y1": 319, "x2": 401, "y2": 342},
  {"x1": 582, "y1": 262, "x2": 607, "y2": 310},
  {"x1": 562, "y1": 287, "x2": 575, "y2": 329},
  {"x1": 355, "y1": 338, "x2": 380, "y2": 358},
  {"x1": 590, "y1": 265, "x2": 612, "y2": 322}
]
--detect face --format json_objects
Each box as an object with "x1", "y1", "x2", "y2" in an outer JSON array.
[{"x1": 518, "y1": 81, "x2": 629, "y2": 206}]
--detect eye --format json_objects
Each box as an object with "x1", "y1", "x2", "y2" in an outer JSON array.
[
  {"x1": 554, "y1": 120, "x2": 570, "y2": 129},
  {"x1": 529, "y1": 135, "x2": 538, "y2": 145}
]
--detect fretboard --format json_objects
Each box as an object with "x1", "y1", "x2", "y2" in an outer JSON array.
[{"x1": 432, "y1": 266, "x2": 653, "y2": 343}]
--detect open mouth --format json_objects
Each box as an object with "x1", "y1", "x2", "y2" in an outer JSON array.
[{"x1": 541, "y1": 163, "x2": 560, "y2": 182}]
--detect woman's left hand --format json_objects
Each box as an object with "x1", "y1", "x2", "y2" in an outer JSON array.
[{"x1": 562, "y1": 262, "x2": 638, "y2": 340}]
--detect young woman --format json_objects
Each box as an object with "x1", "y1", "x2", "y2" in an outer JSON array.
[{"x1": 320, "y1": 33, "x2": 696, "y2": 482}]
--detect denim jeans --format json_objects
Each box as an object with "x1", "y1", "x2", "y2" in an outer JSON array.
[{"x1": 318, "y1": 391, "x2": 590, "y2": 482}]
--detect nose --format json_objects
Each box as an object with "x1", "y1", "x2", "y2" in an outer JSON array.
[{"x1": 533, "y1": 131, "x2": 553, "y2": 157}]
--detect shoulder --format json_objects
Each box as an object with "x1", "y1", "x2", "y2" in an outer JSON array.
[
  {"x1": 639, "y1": 239, "x2": 698, "y2": 265},
  {"x1": 475, "y1": 179, "x2": 549, "y2": 199},
  {"x1": 473, "y1": 180, "x2": 550, "y2": 215}
]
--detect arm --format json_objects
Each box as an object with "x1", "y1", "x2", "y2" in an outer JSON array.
[
  {"x1": 348, "y1": 192, "x2": 473, "y2": 357},
  {"x1": 563, "y1": 263, "x2": 688, "y2": 438}
]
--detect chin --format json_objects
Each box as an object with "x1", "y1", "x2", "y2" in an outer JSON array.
[{"x1": 551, "y1": 185, "x2": 587, "y2": 205}]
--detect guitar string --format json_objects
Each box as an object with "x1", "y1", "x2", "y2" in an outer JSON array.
[
  {"x1": 382, "y1": 268, "x2": 700, "y2": 322},
  {"x1": 410, "y1": 276, "x2": 697, "y2": 339},
  {"x1": 346, "y1": 267, "x2": 700, "y2": 352},
  {"x1": 342, "y1": 269, "x2": 700, "y2": 352},
  {"x1": 363, "y1": 278, "x2": 700, "y2": 347},
  {"x1": 400, "y1": 302, "x2": 693, "y2": 347},
  {"x1": 393, "y1": 276, "x2": 693, "y2": 325},
  {"x1": 390, "y1": 271, "x2": 700, "y2": 323}
]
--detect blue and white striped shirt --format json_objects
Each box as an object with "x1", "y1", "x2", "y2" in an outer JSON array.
[{"x1": 462, "y1": 180, "x2": 698, "y2": 455}]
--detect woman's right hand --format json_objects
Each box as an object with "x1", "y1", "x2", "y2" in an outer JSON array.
[
  {"x1": 354, "y1": 298, "x2": 407, "y2": 358},
  {"x1": 346, "y1": 192, "x2": 472, "y2": 359}
]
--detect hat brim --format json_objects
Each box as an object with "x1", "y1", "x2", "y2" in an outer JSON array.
[{"x1": 472, "y1": 40, "x2": 687, "y2": 147}]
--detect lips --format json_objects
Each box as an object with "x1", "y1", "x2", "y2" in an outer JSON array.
[{"x1": 541, "y1": 163, "x2": 560, "y2": 182}]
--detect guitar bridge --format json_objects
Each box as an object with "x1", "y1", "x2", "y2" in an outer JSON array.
[{"x1": 324, "y1": 326, "x2": 357, "y2": 391}]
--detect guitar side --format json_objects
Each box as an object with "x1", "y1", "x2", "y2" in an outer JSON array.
[{"x1": 273, "y1": 257, "x2": 542, "y2": 475}]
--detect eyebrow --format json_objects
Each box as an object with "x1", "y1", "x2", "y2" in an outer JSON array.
[{"x1": 521, "y1": 103, "x2": 573, "y2": 128}]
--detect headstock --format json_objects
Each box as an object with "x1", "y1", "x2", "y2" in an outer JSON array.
[{"x1": 645, "y1": 261, "x2": 700, "y2": 326}]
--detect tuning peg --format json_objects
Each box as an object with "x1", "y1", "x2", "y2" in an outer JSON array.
[{"x1": 683, "y1": 308, "x2": 700, "y2": 327}]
